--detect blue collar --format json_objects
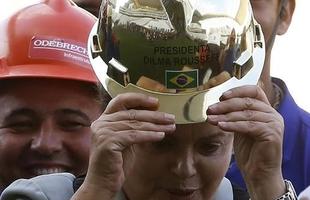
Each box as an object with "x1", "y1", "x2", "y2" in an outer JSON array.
[{"x1": 273, "y1": 78, "x2": 299, "y2": 162}]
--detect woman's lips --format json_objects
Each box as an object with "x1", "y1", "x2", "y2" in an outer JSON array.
[{"x1": 166, "y1": 188, "x2": 199, "y2": 199}]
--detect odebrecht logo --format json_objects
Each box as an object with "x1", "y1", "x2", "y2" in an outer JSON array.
[
  {"x1": 33, "y1": 38, "x2": 87, "y2": 57},
  {"x1": 29, "y1": 36, "x2": 91, "y2": 67}
]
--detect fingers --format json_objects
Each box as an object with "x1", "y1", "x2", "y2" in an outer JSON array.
[
  {"x1": 92, "y1": 128, "x2": 166, "y2": 152},
  {"x1": 91, "y1": 115, "x2": 173, "y2": 152},
  {"x1": 208, "y1": 110, "x2": 277, "y2": 124},
  {"x1": 207, "y1": 97, "x2": 273, "y2": 115},
  {"x1": 105, "y1": 93, "x2": 160, "y2": 114},
  {"x1": 216, "y1": 120, "x2": 283, "y2": 139},
  {"x1": 91, "y1": 110, "x2": 175, "y2": 134},
  {"x1": 220, "y1": 85, "x2": 270, "y2": 104},
  {"x1": 105, "y1": 121, "x2": 176, "y2": 133},
  {"x1": 207, "y1": 85, "x2": 273, "y2": 116},
  {"x1": 99, "y1": 109, "x2": 176, "y2": 125},
  {"x1": 85, "y1": 92, "x2": 176, "y2": 194},
  {"x1": 112, "y1": 130, "x2": 166, "y2": 146},
  {"x1": 92, "y1": 102, "x2": 177, "y2": 152},
  {"x1": 208, "y1": 106, "x2": 283, "y2": 139},
  {"x1": 206, "y1": 85, "x2": 284, "y2": 140}
]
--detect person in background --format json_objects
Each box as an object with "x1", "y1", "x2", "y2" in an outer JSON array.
[
  {"x1": 226, "y1": 0, "x2": 310, "y2": 195},
  {"x1": 0, "y1": 0, "x2": 108, "y2": 194}
]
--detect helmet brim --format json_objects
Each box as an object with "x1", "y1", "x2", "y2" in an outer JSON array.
[{"x1": 0, "y1": 63, "x2": 98, "y2": 84}]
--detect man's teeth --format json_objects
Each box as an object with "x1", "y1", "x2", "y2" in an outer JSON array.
[{"x1": 33, "y1": 168, "x2": 66, "y2": 175}]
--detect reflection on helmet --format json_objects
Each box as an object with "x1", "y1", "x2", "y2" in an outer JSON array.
[
  {"x1": 0, "y1": 0, "x2": 97, "y2": 83},
  {"x1": 89, "y1": 0, "x2": 265, "y2": 123}
]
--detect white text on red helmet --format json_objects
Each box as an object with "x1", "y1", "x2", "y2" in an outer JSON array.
[{"x1": 33, "y1": 39, "x2": 87, "y2": 56}]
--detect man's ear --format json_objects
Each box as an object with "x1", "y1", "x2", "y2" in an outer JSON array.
[{"x1": 277, "y1": 0, "x2": 295, "y2": 35}]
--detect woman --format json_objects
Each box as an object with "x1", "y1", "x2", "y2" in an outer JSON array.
[{"x1": 69, "y1": 84, "x2": 290, "y2": 200}]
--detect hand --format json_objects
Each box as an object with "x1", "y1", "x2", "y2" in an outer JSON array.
[
  {"x1": 72, "y1": 93, "x2": 176, "y2": 199},
  {"x1": 207, "y1": 85, "x2": 285, "y2": 200}
]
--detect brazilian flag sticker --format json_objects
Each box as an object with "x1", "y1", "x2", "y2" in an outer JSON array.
[{"x1": 165, "y1": 70, "x2": 198, "y2": 89}]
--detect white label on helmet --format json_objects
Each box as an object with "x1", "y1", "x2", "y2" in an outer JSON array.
[{"x1": 29, "y1": 36, "x2": 91, "y2": 68}]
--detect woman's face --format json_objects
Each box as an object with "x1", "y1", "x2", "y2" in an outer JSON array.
[{"x1": 123, "y1": 122, "x2": 234, "y2": 200}]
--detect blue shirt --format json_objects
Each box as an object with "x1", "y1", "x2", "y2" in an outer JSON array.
[{"x1": 226, "y1": 78, "x2": 310, "y2": 195}]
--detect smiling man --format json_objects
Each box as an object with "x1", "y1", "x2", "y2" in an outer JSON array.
[{"x1": 0, "y1": 0, "x2": 107, "y2": 193}]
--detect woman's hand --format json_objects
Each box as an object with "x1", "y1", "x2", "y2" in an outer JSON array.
[
  {"x1": 72, "y1": 93, "x2": 176, "y2": 200},
  {"x1": 207, "y1": 85, "x2": 285, "y2": 200}
]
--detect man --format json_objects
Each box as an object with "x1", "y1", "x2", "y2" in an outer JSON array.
[
  {"x1": 226, "y1": 0, "x2": 310, "y2": 195},
  {"x1": 0, "y1": 0, "x2": 106, "y2": 194}
]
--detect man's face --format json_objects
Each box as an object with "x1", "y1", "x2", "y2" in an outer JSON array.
[
  {"x1": 123, "y1": 123, "x2": 233, "y2": 200},
  {"x1": 250, "y1": 0, "x2": 284, "y2": 50},
  {"x1": 73, "y1": 0, "x2": 101, "y2": 16},
  {"x1": 0, "y1": 79, "x2": 102, "y2": 189}
]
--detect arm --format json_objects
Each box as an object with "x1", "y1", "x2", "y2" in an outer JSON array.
[
  {"x1": 207, "y1": 85, "x2": 287, "y2": 200},
  {"x1": 71, "y1": 93, "x2": 176, "y2": 200}
]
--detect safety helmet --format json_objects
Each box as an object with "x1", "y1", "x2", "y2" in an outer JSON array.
[
  {"x1": 89, "y1": 0, "x2": 265, "y2": 123},
  {"x1": 0, "y1": 0, "x2": 97, "y2": 83}
]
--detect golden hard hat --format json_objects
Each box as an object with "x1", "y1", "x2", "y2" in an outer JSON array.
[{"x1": 89, "y1": 0, "x2": 265, "y2": 124}]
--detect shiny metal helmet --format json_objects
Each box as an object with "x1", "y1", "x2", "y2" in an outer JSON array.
[{"x1": 88, "y1": 0, "x2": 265, "y2": 124}]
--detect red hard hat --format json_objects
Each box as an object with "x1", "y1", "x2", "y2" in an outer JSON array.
[{"x1": 0, "y1": 0, "x2": 97, "y2": 83}]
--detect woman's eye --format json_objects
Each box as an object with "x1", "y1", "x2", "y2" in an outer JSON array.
[
  {"x1": 151, "y1": 137, "x2": 175, "y2": 151},
  {"x1": 197, "y1": 142, "x2": 222, "y2": 156},
  {"x1": 153, "y1": 140, "x2": 172, "y2": 149}
]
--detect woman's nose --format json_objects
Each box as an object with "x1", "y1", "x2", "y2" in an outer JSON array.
[{"x1": 171, "y1": 150, "x2": 197, "y2": 179}]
